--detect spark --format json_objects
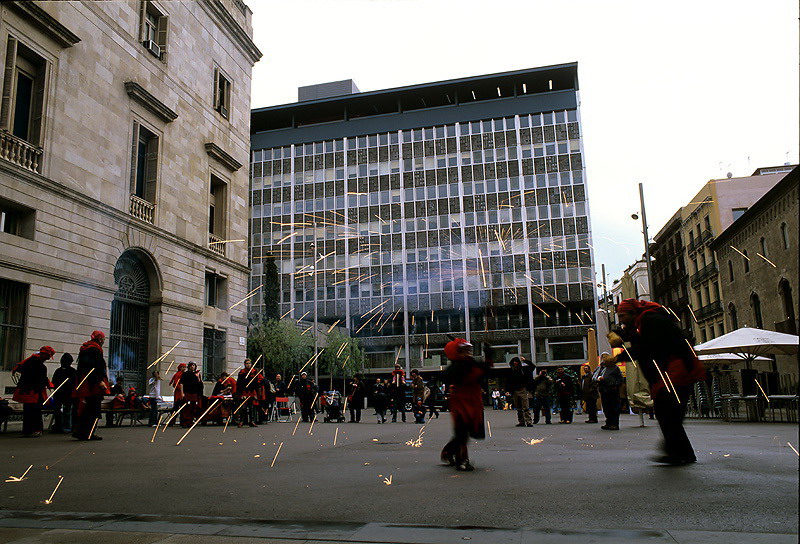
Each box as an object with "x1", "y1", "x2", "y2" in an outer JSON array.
[
  {"x1": 327, "y1": 320, "x2": 341, "y2": 332},
  {"x1": 148, "y1": 341, "x2": 182, "y2": 369},
  {"x1": 788, "y1": 442, "x2": 799, "y2": 456},
  {"x1": 315, "y1": 251, "x2": 335, "y2": 263},
  {"x1": 756, "y1": 253, "x2": 777, "y2": 268},
  {"x1": 531, "y1": 303, "x2": 550, "y2": 318},
  {"x1": 334, "y1": 427, "x2": 339, "y2": 446},
  {"x1": 275, "y1": 232, "x2": 298, "y2": 244},
  {"x1": 754, "y1": 379, "x2": 770, "y2": 404},
  {"x1": 43, "y1": 380, "x2": 68, "y2": 405},
  {"x1": 292, "y1": 417, "x2": 302, "y2": 436},
  {"x1": 664, "y1": 372, "x2": 681, "y2": 404},
  {"x1": 162, "y1": 403, "x2": 188, "y2": 430},
  {"x1": 688, "y1": 306, "x2": 699, "y2": 323},
  {"x1": 336, "y1": 342, "x2": 348, "y2": 358},
  {"x1": 88, "y1": 418, "x2": 100, "y2": 439},
  {"x1": 487, "y1": 421, "x2": 492, "y2": 438},
  {"x1": 208, "y1": 238, "x2": 245, "y2": 246},
  {"x1": 232, "y1": 397, "x2": 250, "y2": 416},
  {"x1": 176, "y1": 399, "x2": 221, "y2": 445},
  {"x1": 42, "y1": 476, "x2": 64, "y2": 505},
  {"x1": 651, "y1": 360, "x2": 681, "y2": 404},
  {"x1": 229, "y1": 286, "x2": 262, "y2": 310},
  {"x1": 280, "y1": 308, "x2": 294, "y2": 319},
  {"x1": 270, "y1": 442, "x2": 284, "y2": 467},
  {"x1": 621, "y1": 345, "x2": 638, "y2": 369},
  {"x1": 150, "y1": 414, "x2": 165, "y2": 443},
  {"x1": 74, "y1": 368, "x2": 94, "y2": 391},
  {"x1": 297, "y1": 310, "x2": 311, "y2": 321},
  {"x1": 478, "y1": 249, "x2": 488, "y2": 287},
  {"x1": 165, "y1": 360, "x2": 176, "y2": 375},
  {"x1": 729, "y1": 245, "x2": 750, "y2": 261},
  {"x1": 5, "y1": 464, "x2": 33, "y2": 483},
  {"x1": 308, "y1": 416, "x2": 317, "y2": 435},
  {"x1": 405, "y1": 427, "x2": 425, "y2": 447},
  {"x1": 361, "y1": 299, "x2": 389, "y2": 318},
  {"x1": 522, "y1": 438, "x2": 544, "y2": 445},
  {"x1": 383, "y1": 474, "x2": 393, "y2": 485},
  {"x1": 356, "y1": 312, "x2": 381, "y2": 333}
]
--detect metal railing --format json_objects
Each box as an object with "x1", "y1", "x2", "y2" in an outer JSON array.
[
  {"x1": 0, "y1": 130, "x2": 42, "y2": 173},
  {"x1": 690, "y1": 262, "x2": 719, "y2": 287},
  {"x1": 208, "y1": 233, "x2": 226, "y2": 257},
  {"x1": 129, "y1": 194, "x2": 155, "y2": 224},
  {"x1": 687, "y1": 229, "x2": 714, "y2": 255},
  {"x1": 696, "y1": 300, "x2": 722, "y2": 321}
]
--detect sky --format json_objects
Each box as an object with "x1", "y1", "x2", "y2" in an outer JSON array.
[{"x1": 248, "y1": 0, "x2": 798, "y2": 284}]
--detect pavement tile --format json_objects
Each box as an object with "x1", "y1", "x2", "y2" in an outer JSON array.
[
  {"x1": 520, "y1": 527, "x2": 672, "y2": 543},
  {"x1": 1, "y1": 528, "x2": 171, "y2": 544},
  {"x1": 0, "y1": 528, "x2": 48, "y2": 543},
  {"x1": 217, "y1": 523, "x2": 359, "y2": 540},
  {"x1": 350, "y1": 523, "x2": 522, "y2": 544},
  {"x1": 99, "y1": 520, "x2": 228, "y2": 535},
  {"x1": 667, "y1": 530, "x2": 798, "y2": 543},
  {"x1": 154, "y1": 535, "x2": 312, "y2": 544}
]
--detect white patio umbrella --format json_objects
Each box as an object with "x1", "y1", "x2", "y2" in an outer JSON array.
[
  {"x1": 693, "y1": 327, "x2": 799, "y2": 368},
  {"x1": 697, "y1": 353, "x2": 771, "y2": 366}
]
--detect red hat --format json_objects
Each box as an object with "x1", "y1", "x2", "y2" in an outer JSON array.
[
  {"x1": 444, "y1": 338, "x2": 472, "y2": 361},
  {"x1": 177, "y1": 363, "x2": 187, "y2": 370},
  {"x1": 39, "y1": 346, "x2": 56, "y2": 357},
  {"x1": 616, "y1": 298, "x2": 662, "y2": 315},
  {"x1": 91, "y1": 330, "x2": 105, "y2": 341}
]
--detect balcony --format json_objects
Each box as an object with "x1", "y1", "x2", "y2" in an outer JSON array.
[
  {"x1": 687, "y1": 229, "x2": 714, "y2": 255},
  {"x1": 129, "y1": 194, "x2": 155, "y2": 224},
  {"x1": 208, "y1": 233, "x2": 226, "y2": 257},
  {"x1": 696, "y1": 300, "x2": 723, "y2": 321},
  {"x1": 0, "y1": 130, "x2": 43, "y2": 173},
  {"x1": 690, "y1": 262, "x2": 719, "y2": 288}
]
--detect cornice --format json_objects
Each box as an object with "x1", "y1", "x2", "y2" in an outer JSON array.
[
  {"x1": 0, "y1": 160, "x2": 250, "y2": 274},
  {"x1": 124, "y1": 81, "x2": 178, "y2": 123},
  {"x1": 5, "y1": 1, "x2": 81, "y2": 48},
  {"x1": 198, "y1": 0, "x2": 262, "y2": 65},
  {"x1": 0, "y1": 254, "x2": 116, "y2": 294},
  {"x1": 205, "y1": 142, "x2": 242, "y2": 172}
]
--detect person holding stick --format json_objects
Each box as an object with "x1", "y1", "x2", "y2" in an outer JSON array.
[
  {"x1": 236, "y1": 358, "x2": 262, "y2": 427},
  {"x1": 73, "y1": 331, "x2": 110, "y2": 441},
  {"x1": 12, "y1": 346, "x2": 55, "y2": 437}
]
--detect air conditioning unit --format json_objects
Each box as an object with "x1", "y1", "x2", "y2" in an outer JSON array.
[{"x1": 142, "y1": 40, "x2": 161, "y2": 58}]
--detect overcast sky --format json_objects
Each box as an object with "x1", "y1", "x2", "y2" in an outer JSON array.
[{"x1": 249, "y1": 0, "x2": 798, "y2": 283}]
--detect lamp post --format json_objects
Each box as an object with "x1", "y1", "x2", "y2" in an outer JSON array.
[{"x1": 634, "y1": 182, "x2": 655, "y2": 300}]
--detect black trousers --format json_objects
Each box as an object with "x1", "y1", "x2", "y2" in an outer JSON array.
[
  {"x1": 558, "y1": 397, "x2": 573, "y2": 422},
  {"x1": 300, "y1": 399, "x2": 315, "y2": 422},
  {"x1": 349, "y1": 405, "x2": 361, "y2": 422},
  {"x1": 391, "y1": 396, "x2": 406, "y2": 421},
  {"x1": 22, "y1": 403, "x2": 43, "y2": 435},
  {"x1": 441, "y1": 424, "x2": 470, "y2": 464},
  {"x1": 52, "y1": 398, "x2": 74, "y2": 432},
  {"x1": 74, "y1": 395, "x2": 102, "y2": 439},
  {"x1": 584, "y1": 396, "x2": 598, "y2": 421},
  {"x1": 600, "y1": 390, "x2": 620, "y2": 427},
  {"x1": 654, "y1": 386, "x2": 695, "y2": 461}
]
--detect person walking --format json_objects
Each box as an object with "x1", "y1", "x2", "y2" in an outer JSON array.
[
  {"x1": 531, "y1": 370, "x2": 553, "y2": 424},
  {"x1": 147, "y1": 370, "x2": 162, "y2": 427},
  {"x1": 372, "y1": 379, "x2": 389, "y2": 423},
  {"x1": 294, "y1": 371, "x2": 318, "y2": 422},
  {"x1": 440, "y1": 339, "x2": 492, "y2": 471},
  {"x1": 580, "y1": 364, "x2": 599, "y2": 424},
  {"x1": 12, "y1": 346, "x2": 55, "y2": 437},
  {"x1": 390, "y1": 364, "x2": 407, "y2": 422},
  {"x1": 506, "y1": 357, "x2": 534, "y2": 427},
  {"x1": 491, "y1": 388, "x2": 501, "y2": 410},
  {"x1": 50, "y1": 353, "x2": 77, "y2": 434},
  {"x1": 597, "y1": 353, "x2": 623, "y2": 430},
  {"x1": 615, "y1": 298, "x2": 706, "y2": 465},
  {"x1": 554, "y1": 367, "x2": 575, "y2": 423},
  {"x1": 73, "y1": 331, "x2": 110, "y2": 441},
  {"x1": 347, "y1": 374, "x2": 365, "y2": 423},
  {"x1": 425, "y1": 380, "x2": 440, "y2": 419}
]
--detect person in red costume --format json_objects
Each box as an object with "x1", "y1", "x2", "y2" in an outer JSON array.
[
  {"x1": 73, "y1": 330, "x2": 110, "y2": 441},
  {"x1": 615, "y1": 298, "x2": 706, "y2": 465},
  {"x1": 236, "y1": 359, "x2": 264, "y2": 427},
  {"x1": 12, "y1": 346, "x2": 55, "y2": 437},
  {"x1": 439, "y1": 338, "x2": 493, "y2": 471}
]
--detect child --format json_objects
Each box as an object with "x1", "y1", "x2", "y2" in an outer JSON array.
[{"x1": 413, "y1": 400, "x2": 426, "y2": 424}]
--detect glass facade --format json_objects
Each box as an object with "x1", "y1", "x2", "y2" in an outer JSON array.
[{"x1": 249, "y1": 108, "x2": 595, "y2": 369}]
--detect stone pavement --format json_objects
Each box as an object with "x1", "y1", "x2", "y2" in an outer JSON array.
[{"x1": 0, "y1": 411, "x2": 797, "y2": 543}]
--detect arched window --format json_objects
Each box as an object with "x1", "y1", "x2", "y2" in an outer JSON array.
[
  {"x1": 778, "y1": 279, "x2": 796, "y2": 333},
  {"x1": 760, "y1": 237, "x2": 768, "y2": 258},
  {"x1": 750, "y1": 292, "x2": 763, "y2": 329},
  {"x1": 780, "y1": 222, "x2": 790, "y2": 250},
  {"x1": 728, "y1": 260, "x2": 734, "y2": 282},
  {"x1": 729, "y1": 303, "x2": 738, "y2": 330},
  {"x1": 743, "y1": 250, "x2": 750, "y2": 273}
]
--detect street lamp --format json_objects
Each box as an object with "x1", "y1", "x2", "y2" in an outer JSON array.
[{"x1": 633, "y1": 182, "x2": 655, "y2": 301}]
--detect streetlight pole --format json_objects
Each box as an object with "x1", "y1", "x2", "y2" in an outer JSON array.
[{"x1": 638, "y1": 183, "x2": 654, "y2": 300}]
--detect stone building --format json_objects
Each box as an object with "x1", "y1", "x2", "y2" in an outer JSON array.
[
  {"x1": 0, "y1": 1, "x2": 261, "y2": 394},
  {"x1": 710, "y1": 166, "x2": 798, "y2": 374},
  {"x1": 609, "y1": 259, "x2": 650, "y2": 324},
  {"x1": 649, "y1": 166, "x2": 791, "y2": 344}
]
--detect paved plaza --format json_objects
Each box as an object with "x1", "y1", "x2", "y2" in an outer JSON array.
[{"x1": 0, "y1": 411, "x2": 797, "y2": 543}]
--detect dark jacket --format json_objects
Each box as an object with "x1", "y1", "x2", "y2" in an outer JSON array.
[
  {"x1": 347, "y1": 379, "x2": 365, "y2": 402},
  {"x1": 554, "y1": 374, "x2": 574, "y2": 398},
  {"x1": 180, "y1": 370, "x2": 203, "y2": 396},
  {"x1": 52, "y1": 365, "x2": 77, "y2": 402},
  {"x1": 14, "y1": 353, "x2": 50, "y2": 399},
  {"x1": 580, "y1": 372, "x2": 598, "y2": 399},
  {"x1": 505, "y1": 363, "x2": 534, "y2": 392},
  {"x1": 532, "y1": 373, "x2": 553, "y2": 398},
  {"x1": 75, "y1": 341, "x2": 108, "y2": 397},
  {"x1": 597, "y1": 364, "x2": 623, "y2": 394},
  {"x1": 372, "y1": 384, "x2": 389, "y2": 411}
]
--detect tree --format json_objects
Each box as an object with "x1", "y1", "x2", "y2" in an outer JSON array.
[
  {"x1": 317, "y1": 330, "x2": 366, "y2": 389},
  {"x1": 247, "y1": 319, "x2": 314, "y2": 377},
  {"x1": 261, "y1": 255, "x2": 280, "y2": 321}
]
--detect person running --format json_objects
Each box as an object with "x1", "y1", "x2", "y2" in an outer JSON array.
[
  {"x1": 73, "y1": 331, "x2": 110, "y2": 441},
  {"x1": 440, "y1": 338, "x2": 493, "y2": 472},
  {"x1": 50, "y1": 353, "x2": 76, "y2": 434},
  {"x1": 12, "y1": 346, "x2": 55, "y2": 437},
  {"x1": 615, "y1": 298, "x2": 706, "y2": 465}
]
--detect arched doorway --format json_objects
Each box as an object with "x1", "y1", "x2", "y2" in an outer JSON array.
[{"x1": 109, "y1": 252, "x2": 152, "y2": 389}]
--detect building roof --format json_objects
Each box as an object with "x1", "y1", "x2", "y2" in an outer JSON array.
[
  {"x1": 251, "y1": 63, "x2": 579, "y2": 135},
  {"x1": 710, "y1": 165, "x2": 799, "y2": 249}
]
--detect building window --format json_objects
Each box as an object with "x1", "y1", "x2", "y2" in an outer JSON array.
[
  {"x1": 703, "y1": 215, "x2": 711, "y2": 231},
  {"x1": 0, "y1": 197, "x2": 34, "y2": 239},
  {"x1": 759, "y1": 237, "x2": 767, "y2": 258},
  {"x1": 1, "y1": 37, "x2": 49, "y2": 147},
  {"x1": 202, "y1": 327, "x2": 225, "y2": 381},
  {"x1": 732, "y1": 207, "x2": 747, "y2": 221},
  {"x1": 213, "y1": 68, "x2": 232, "y2": 119},
  {"x1": 728, "y1": 260, "x2": 734, "y2": 282},
  {"x1": 130, "y1": 122, "x2": 159, "y2": 204},
  {"x1": 778, "y1": 279, "x2": 795, "y2": 331},
  {"x1": 780, "y1": 222, "x2": 789, "y2": 250},
  {"x1": 209, "y1": 174, "x2": 228, "y2": 237},
  {"x1": 717, "y1": 322, "x2": 724, "y2": 337},
  {"x1": 0, "y1": 278, "x2": 27, "y2": 370},
  {"x1": 729, "y1": 303, "x2": 738, "y2": 330},
  {"x1": 139, "y1": 1, "x2": 168, "y2": 60},
  {"x1": 204, "y1": 272, "x2": 226, "y2": 308},
  {"x1": 750, "y1": 292, "x2": 763, "y2": 329},
  {"x1": 743, "y1": 250, "x2": 750, "y2": 273}
]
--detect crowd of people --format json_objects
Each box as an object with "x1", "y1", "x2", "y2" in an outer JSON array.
[{"x1": 6, "y1": 298, "x2": 703, "y2": 468}]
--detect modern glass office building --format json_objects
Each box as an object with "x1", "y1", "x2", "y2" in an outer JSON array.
[{"x1": 249, "y1": 63, "x2": 597, "y2": 373}]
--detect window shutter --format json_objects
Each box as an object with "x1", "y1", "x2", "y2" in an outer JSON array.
[
  {"x1": 144, "y1": 134, "x2": 159, "y2": 203},
  {"x1": 28, "y1": 62, "x2": 48, "y2": 147},
  {"x1": 156, "y1": 15, "x2": 168, "y2": 59},
  {"x1": 1, "y1": 37, "x2": 18, "y2": 130},
  {"x1": 138, "y1": 1, "x2": 147, "y2": 42},
  {"x1": 213, "y1": 67, "x2": 219, "y2": 110},
  {"x1": 129, "y1": 121, "x2": 140, "y2": 194}
]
